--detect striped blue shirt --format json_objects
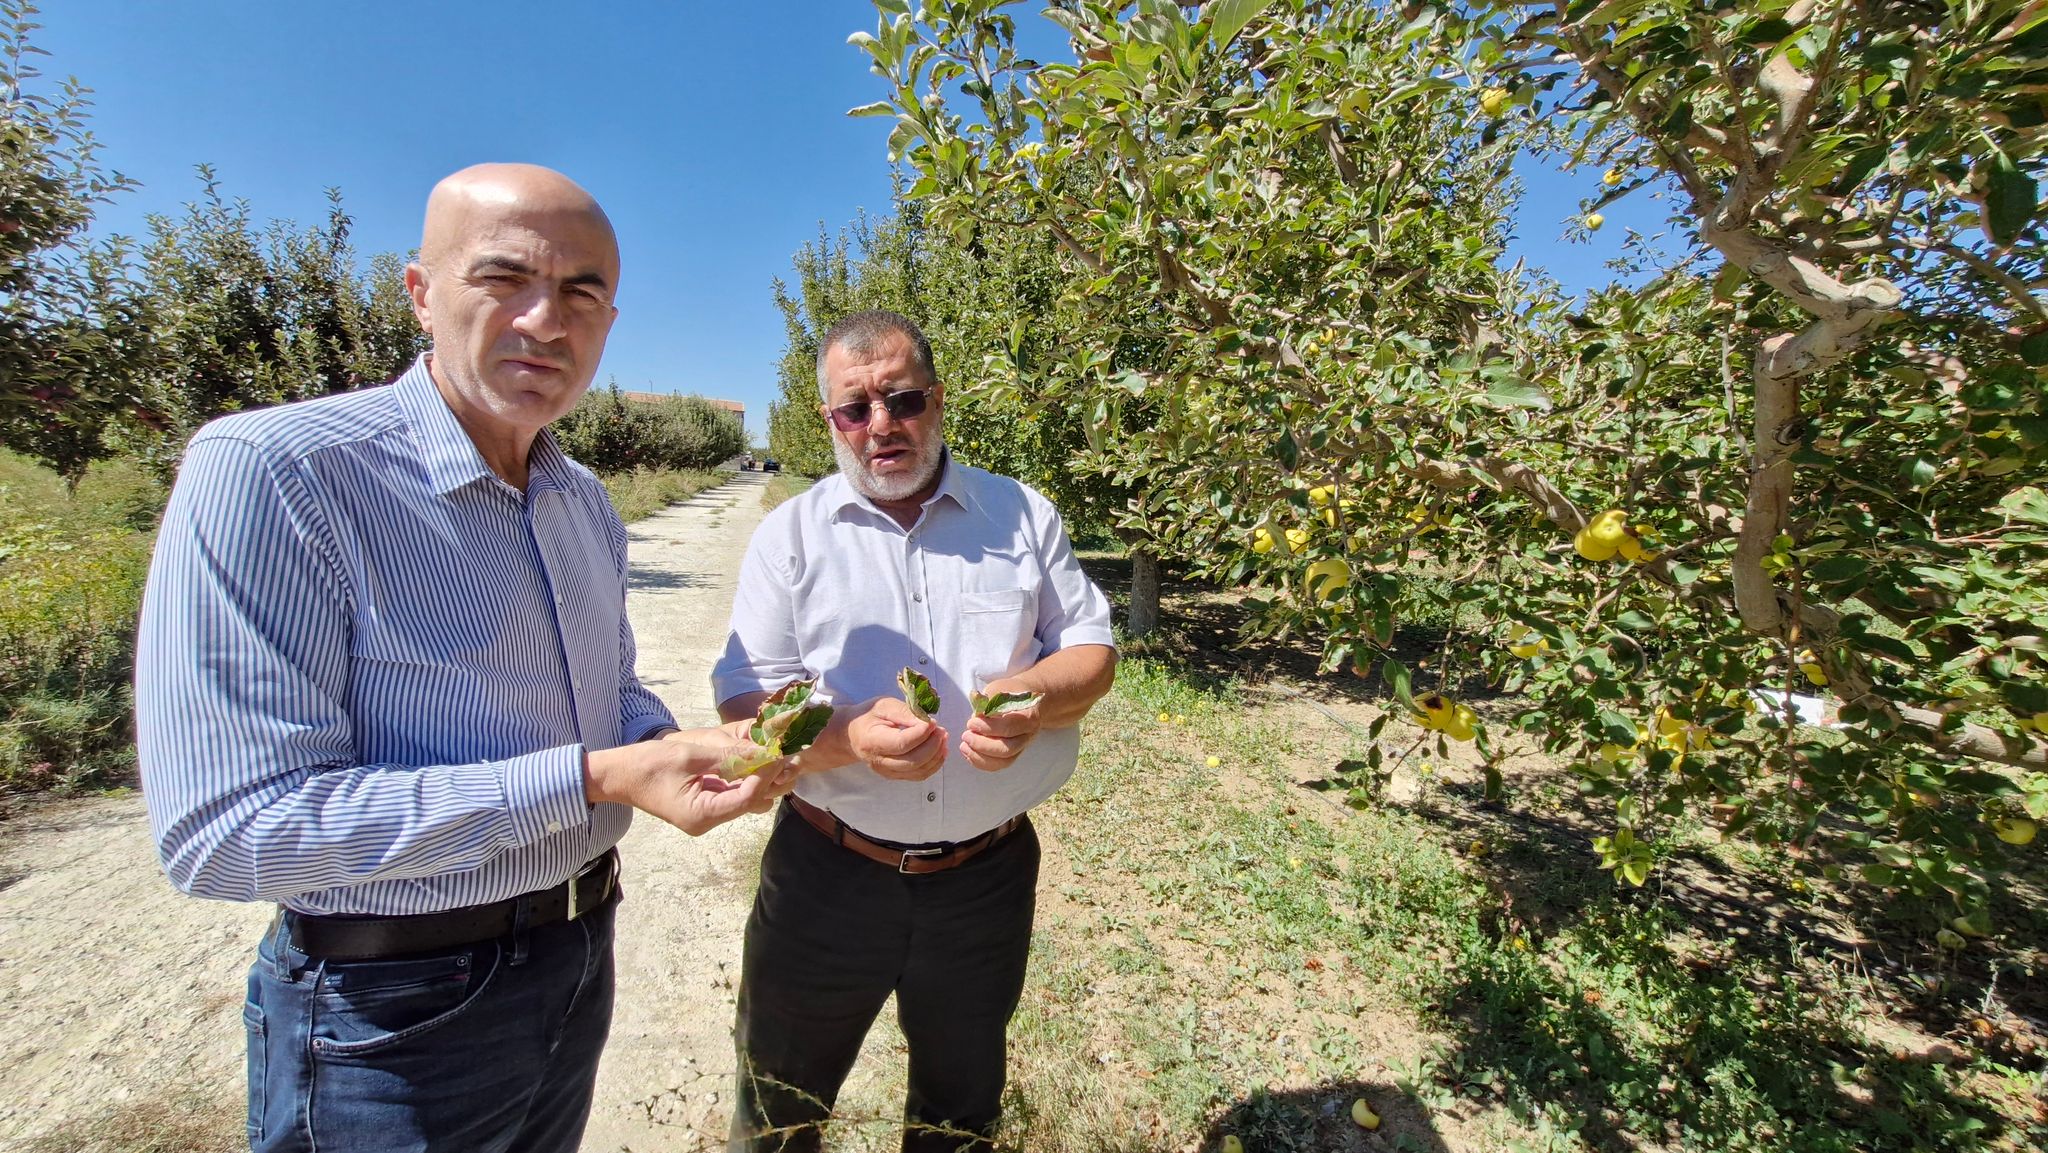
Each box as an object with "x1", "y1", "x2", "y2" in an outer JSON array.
[{"x1": 136, "y1": 356, "x2": 675, "y2": 915}]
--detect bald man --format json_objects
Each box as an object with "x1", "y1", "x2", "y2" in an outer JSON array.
[{"x1": 136, "y1": 163, "x2": 795, "y2": 1153}]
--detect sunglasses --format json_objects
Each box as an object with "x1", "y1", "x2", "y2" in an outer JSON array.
[{"x1": 825, "y1": 388, "x2": 933, "y2": 432}]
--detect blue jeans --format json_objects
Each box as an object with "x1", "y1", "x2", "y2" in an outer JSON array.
[{"x1": 243, "y1": 893, "x2": 617, "y2": 1153}]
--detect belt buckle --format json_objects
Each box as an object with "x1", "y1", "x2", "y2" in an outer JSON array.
[
  {"x1": 898, "y1": 846, "x2": 946, "y2": 874},
  {"x1": 568, "y1": 851, "x2": 615, "y2": 921}
]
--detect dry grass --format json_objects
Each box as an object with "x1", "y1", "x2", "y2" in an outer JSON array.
[
  {"x1": 17, "y1": 1087, "x2": 240, "y2": 1153},
  {"x1": 602, "y1": 467, "x2": 729, "y2": 523}
]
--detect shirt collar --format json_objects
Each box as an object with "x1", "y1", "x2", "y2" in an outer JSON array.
[
  {"x1": 396, "y1": 354, "x2": 573, "y2": 497},
  {"x1": 828, "y1": 449, "x2": 980, "y2": 526}
]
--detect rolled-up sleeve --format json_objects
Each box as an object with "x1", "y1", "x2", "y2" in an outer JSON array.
[
  {"x1": 1029, "y1": 494, "x2": 1116, "y2": 656},
  {"x1": 135, "y1": 435, "x2": 588, "y2": 904},
  {"x1": 710, "y1": 520, "x2": 809, "y2": 708}
]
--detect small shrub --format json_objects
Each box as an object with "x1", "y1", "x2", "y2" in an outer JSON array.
[{"x1": 0, "y1": 520, "x2": 149, "y2": 791}]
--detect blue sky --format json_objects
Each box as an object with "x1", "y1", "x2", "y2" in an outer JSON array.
[{"x1": 39, "y1": 1, "x2": 1653, "y2": 440}]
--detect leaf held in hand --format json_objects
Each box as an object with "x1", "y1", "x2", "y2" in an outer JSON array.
[
  {"x1": 725, "y1": 678, "x2": 834, "y2": 778},
  {"x1": 898, "y1": 666, "x2": 941, "y2": 720},
  {"x1": 971, "y1": 688, "x2": 1043, "y2": 716}
]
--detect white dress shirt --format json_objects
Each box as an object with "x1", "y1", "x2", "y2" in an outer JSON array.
[{"x1": 711, "y1": 457, "x2": 1115, "y2": 844}]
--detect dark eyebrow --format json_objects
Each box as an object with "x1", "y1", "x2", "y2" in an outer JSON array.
[
  {"x1": 469, "y1": 256, "x2": 535, "y2": 276},
  {"x1": 467, "y1": 256, "x2": 612, "y2": 294}
]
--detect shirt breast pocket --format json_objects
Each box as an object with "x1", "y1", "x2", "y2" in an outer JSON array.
[{"x1": 958, "y1": 587, "x2": 1039, "y2": 685}]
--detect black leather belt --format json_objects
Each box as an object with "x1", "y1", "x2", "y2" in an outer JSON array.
[{"x1": 283, "y1": 849, "x2": 621, "y2": 961}]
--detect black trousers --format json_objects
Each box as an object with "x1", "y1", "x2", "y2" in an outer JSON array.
[{"x1": 727, "y1": 800, "x2": 1041, "y2": 1153}]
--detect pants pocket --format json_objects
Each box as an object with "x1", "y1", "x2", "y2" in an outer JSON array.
[
  {"x1": 243, "y1": 1001, "x2": 267, "y2": 1144},
  {"x1": 310, "y1": 943, "x2": 501, "y2": 1058}
]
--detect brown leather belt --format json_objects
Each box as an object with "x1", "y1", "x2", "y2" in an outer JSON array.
[
  {"x1": 282, "y1": 849, "x2": 621, "y2": 960},
  {"x1": 788, "y1": 794, "x2": 1023, "y2": 875}
]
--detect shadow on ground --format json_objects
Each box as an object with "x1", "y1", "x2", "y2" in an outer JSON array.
[
  {"x1": 1198, "y1": 1079, "x2": 1449, "y2": 1153},
  {"x1": 1084, "y1": 551, "x2": 2048, "y2": 1152}
]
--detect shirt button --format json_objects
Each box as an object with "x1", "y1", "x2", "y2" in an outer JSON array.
[
  {"x1": 926, "y1": 792, "x2": 936, "y2": 802},
  {"x1": 918, "y1": 657, "x2": 929, "y2": 665},
  {"x1": 913, "y1": 593, "x2": 923, "y2": 603},
  {"x1": 545, "y1": 820, "x2": 563, "y2": 834}
]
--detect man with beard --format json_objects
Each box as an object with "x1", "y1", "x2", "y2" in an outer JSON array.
[
  {"x1": 136, "y1": 163, "x2": 796, "y2": 1153},
  {"x1": 711, "y1": 310, "x2": 1118, "y2": 1151}
]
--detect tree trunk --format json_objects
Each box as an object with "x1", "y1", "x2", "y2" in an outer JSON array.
[{"x1": 1127, "y1": 549, "x2": 1161, "y2": 639}]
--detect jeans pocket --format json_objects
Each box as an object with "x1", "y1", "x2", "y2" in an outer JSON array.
[
  {"x1": 242, "y1": 1002, "x2": 266, "y2": 1144},
  {"x1": 309, "y1": 942, "x2": 501, "y2": 1058}
]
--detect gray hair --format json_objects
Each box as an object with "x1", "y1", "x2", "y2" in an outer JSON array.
[{"x1": 815, "y1": 310, "x2": 938, "y2": 401}]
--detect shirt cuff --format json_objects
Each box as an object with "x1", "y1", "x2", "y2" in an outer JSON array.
[
  {"x1": 1042, "y1": 628, "x2": 1118, "y2": 656},
  {"x1": 502, "y1": 744, "x2": 592, "y2": 845},
  {"x1": 622, "y1": 714, "x2": 679, "y2": 744}
]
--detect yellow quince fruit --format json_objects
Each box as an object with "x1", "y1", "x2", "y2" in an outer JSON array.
[
  {"x1": 1504, "y1": 622, "x2": 1551, "y2": 659},
  {"x1": 1444, "y1": 704, "x2": 1479, "y2": 743},
  {"x1": 1351, "y1": 1098, "x2": 1381, "y2": 1130},
  {"x1": 1251, "y1": 526, "x2": 1276, "y2": 554},
  {"x1": 1993, "y1": 817, "x2": 2037, "y2": 845},
  {"x1": 1603, "y1": 167, "x2": 1623, "y2": 186},
  {"x1": 1305, "y1": 557, "x2": 1352, "y2": 602},
  {"x1": 1585, "y1": 212, "x2": 1605, "y2": 231},
  {"x1": 1415, "y1": 692, "x2": 1457, "y2": 732},
  {"x1": 1308, "y1": 484, "x2": 1336, "y2": 507},
  {"x1": 1573, "y1": 509, "x2": 1627, "y2": 561},
  {"x1": 1284, "y1": 527, "x2": 1310, "y2": 554},
  {"x1": 1479, "y1": 86, "x2": 1509, "y2": 116},
  {"x1": 1795, "y1": 648, "x2": 1829, "y2": 686}
]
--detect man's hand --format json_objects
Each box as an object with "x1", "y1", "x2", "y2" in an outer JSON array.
[
  {"x1": 585, "y1": 722, "x2": 798, "y2": 836},
  {"x1": 960, "y1": 681, "x2": 1043, "y2": 772},
  {"x1": 845, "y1": 696, "x2": 948, "y2": 781}
]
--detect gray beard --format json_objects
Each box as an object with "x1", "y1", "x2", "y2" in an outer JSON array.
[{"x1": 834, "y1": 437, "x2": 945, "y2": 502}]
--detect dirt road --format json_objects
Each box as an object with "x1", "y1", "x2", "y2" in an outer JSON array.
[{"x1": 0, "y1": 470, "x2": 819, "y2": 1152}]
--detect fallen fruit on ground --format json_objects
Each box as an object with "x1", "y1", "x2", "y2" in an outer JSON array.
[
  {"x1": 1206, "y1": 755, "x2": 1221, "y2": 768},
  {"x1": 1221, "y1": 1136, "x2": 1244, "y2": 1153},
  {"x1": 1993, "y1": 817, "x2": 2037, "y2": 845},
  {"x1": 1351, "y1": 1098, "x2": 1381, "y2": 1130}
]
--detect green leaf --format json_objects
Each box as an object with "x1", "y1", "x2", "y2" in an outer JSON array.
[
  {"x1": 1206, "y1": 0, "x2": 1274, "y2": 52},
  {"x1": 971, "y1": 688, "x2": 1043, "y2": 716},
  {"x1": 1385, "y1": 658, "x2": 1414, "y2": 712},
  {"x1": 1274, "y1": 427, "x2": 1300, "y2": 469},
  {"x1": 846, "y1": 101, "x2": 897, "y2": 118},
  {"x1": 899, "y1": 666, "x2": 941, "y2": 719},
  {"x1": 1741, "y1": 17, "x2": 1795, "y2": 44},
  {"x1": 1481, "y1": 376, "x2": 1552, "y2": 409},
  {"x1": 1598, "y1": 709, "x2": 1638, "y2": 744},
  {"x1": 1620, "y1": 858, "x2": 1650, "y2": 887},
  {"x1": 1983, "y1": 149, "x2": 2038, "y2": 248},
  {"x1": 1807, "y1": 554, "x2": 1867, "y2": 583}
]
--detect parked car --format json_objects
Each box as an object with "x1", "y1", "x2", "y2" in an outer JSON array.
[{"x1": 762, "y1": 458, "x2": 781, "y2": 473}]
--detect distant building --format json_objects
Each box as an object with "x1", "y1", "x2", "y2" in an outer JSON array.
[{"x1": 621, "y1": 391, "x2": 744, "y2": 423}]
